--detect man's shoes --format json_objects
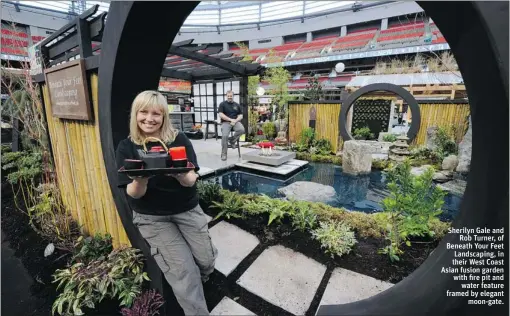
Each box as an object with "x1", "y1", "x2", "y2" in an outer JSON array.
[
  {"x1": 221, "y1": 154, "x2": 227, "y2": 161},
  {"x1": 228, "y1": 137, "x2": 237, "y2": 149}
]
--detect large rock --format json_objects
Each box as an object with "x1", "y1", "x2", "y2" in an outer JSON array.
[
  {"x1": 426, "y1": 127, "x2": 439, "y2": 150},
  {"x1": 357, "y1": 140, "x2": 393, "y2": 154},
  {"x1": 433, "y1": 171, "x2": 453, "y2": 183},
  {"x1": 456, "y1": 116, "x2": 472, "y2": 173},
  {"x1": 411, "y1": 165, "x2": 434, "y2": 177},
  {"x1": 437, "y1": 179, "x2": 467, "y2": 196},
  {"x1": 342, "y1": 140, "x2": 373, "y2": 175},
  {"x1": 442, "y1": 155, "x2": 459, "y2": 171},
  {"x1": 278, "y1": 181, "x2": 337, "y2": 203}
]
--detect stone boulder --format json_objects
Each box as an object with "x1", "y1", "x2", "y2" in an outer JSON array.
[
  {"x1": 342, "y1": 140, "x2": 373, "y2": 175},
  {"x1": 433, "y1": 171, "x2": 453, "y2": 183},
  {"x1": 426, "y1": 127, "x2": 439, "y2": 150},
  {"x1": 278, "y1": 181, "x2": 337, "y2": 203},
  {"x1": 411, "y1": 165, "x2": 434, "y2": 177},
  {"x1": 357, "y1": 140, "x2": 392, "y2": 155},
  {"x1": 456, "y1": 116, "x2": 472, "y2": 173},
  {"x1": 442, "y1": 155, "x2": 459, "y2": 171},
  {"x1": 437, "y1": 179, "x2": 467, "y2": 197}
]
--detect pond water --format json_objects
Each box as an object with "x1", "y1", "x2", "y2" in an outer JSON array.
[{"x1": 206, "y1": 162, "x2": 462, "y2": 221}]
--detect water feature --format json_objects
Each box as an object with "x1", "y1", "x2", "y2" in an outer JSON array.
[{"x1": 206, "y1": 162, "x2": 462, "y2": 221}]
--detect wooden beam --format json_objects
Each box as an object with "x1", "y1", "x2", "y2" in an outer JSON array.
[
  {"x1": 184, "y1": 44, "x2": 208, "y2": 52},
  {"x1": 161, "y1": 68, "x2": 193, "y2": 81},
  {"x1": 169, "y1": 45, "x2": 247, "y2": 75},
  {"x1": 39, "y1": 4, "x2": 98, "y2": 47},
  {"x1": 46, "y1": 12, "x2": 106, "y2": 60},
  {"x1": 173, "y1": 39, "x2": 194, "y2": 47}
]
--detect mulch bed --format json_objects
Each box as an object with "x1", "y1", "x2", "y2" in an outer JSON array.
[
  {"x1": 1, "y1": 184, "x2": 121, "y2": 316},
  {"x1": 200, "y1": 201, "x2": 439, "y2": 316}
]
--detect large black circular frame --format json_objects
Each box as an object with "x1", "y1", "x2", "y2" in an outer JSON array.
[
  {"x1": 339, "y1": 83, "x2": 421, "y2": 142},
  {"x1": 98, "y1": 2, "x2": 508, "y2": 315}
]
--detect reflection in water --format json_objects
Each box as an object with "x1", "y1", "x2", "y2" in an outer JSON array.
[{"x1": 209, "y1": 163, "x2": 462, "y2": 221}]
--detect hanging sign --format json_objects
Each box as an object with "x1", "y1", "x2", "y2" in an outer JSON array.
[
  {"x1": 159, "y1": 80, "x2": 191, "y2": 94},
  {"x1": 44, "y1": 59, "x2": 92, "y2": 120}
]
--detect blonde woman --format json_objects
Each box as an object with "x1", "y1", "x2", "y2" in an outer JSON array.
[{"x1": 115, "y1": 91, "x2": 217, "y2": 315}]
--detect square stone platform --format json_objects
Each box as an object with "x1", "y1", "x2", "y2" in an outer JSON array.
[
  {"x1": 235, "y1": 159, "x2": 308, "y2": 176},
  {"x1": 209, "y1": 221, "x2": 260, "y2": 276},
  {"x1": 237, "y1": 245, "x2": 326, "y2": 315},
  {"x1": 317, "y1": 268, "x2": 393, "y2": 309},
  {"x1": 241, "y1": 150, "x2": 296, "y2": 166},
  {"x1": 210, "y1": 297, "x2": 256, "y2": 316}
]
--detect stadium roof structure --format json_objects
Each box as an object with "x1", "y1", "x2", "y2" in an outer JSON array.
[
  {"x1": 346, "y1": 72, "x2": 464, "y2": 87},
  {"x1": 33, "y1": 4, "x2": 263, "y2": 82},
  {"x1": 19, "y1": 1, "x2": 377, "y2": 30}
]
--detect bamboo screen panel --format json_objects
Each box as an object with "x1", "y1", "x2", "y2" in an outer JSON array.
[
  {"x1": 288, "y1": 103, "x2": 341, "y2": 153},
  {"x1": 41, "y1": 73, "x2": 130, "y2": 248},
  {"x1": 412, "y1": 103, "x2": 471, "y2": 146}
]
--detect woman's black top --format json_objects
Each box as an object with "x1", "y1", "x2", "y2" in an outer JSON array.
[{"x1": 115, "y1": 132, "x2": 200, "y2": 215}]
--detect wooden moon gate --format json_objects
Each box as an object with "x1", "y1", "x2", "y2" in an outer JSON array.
[
  {"x1": 98, "y1": 1, "x2": 508, "y2": 316},
  {"x1": 339, "y1": 83, "x2": 421, "y2": 143}
]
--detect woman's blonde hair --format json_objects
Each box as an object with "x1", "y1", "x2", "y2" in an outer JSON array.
[{"x1": 129, "y1": 90, "x2": 177, "y2": 145}]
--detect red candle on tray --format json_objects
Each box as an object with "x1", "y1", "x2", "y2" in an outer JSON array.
[{"x1": 169, "y1": 146, "x2": 188, "y2": 168}]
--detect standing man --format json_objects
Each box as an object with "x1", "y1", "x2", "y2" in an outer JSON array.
[{"x1": 218, "y1": 90, "x2": 245, "y2": 161}]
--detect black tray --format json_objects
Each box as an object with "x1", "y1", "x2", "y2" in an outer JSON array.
[{"x1": 118, "y1": 162, "x2": 195, "y2": 177}]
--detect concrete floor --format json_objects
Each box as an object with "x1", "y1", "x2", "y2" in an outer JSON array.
[{"x1": 190, "y1": 139, "x2": 252, "y2": 177}]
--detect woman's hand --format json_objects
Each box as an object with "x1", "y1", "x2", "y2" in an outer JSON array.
[
  {"x1": 126, "y1": 176, "x2": 151, "y2": 199},
  {"x1": 168, "y1": 171, "x2": 198, "y2": 187}
]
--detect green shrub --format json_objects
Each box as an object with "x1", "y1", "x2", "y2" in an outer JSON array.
[
  {"x1": 298, "y1": 127, "x2": 315, "y2": 148},
  {"x1": 52, "y1": 247, "x2": 149, "y2": 316},
  {"x1": 295, "y1": 152, "x2": 342, "y2": 165},
  {"x1": 1, "y1": 150, "x2": 43, "y2": 184},
  {"x1": 244, "y1": 194, "x2": 293, "y2": 225},
  {"x1": 1, "y1": 144, "x2": 11, "y2": 153},
  {"x1": 262, "y1": 122, "x2": 276, "y2": 139},
  {"x1": 312, "y1": 138, "x2": 332, "y2": 155},
  {"x1": 312, "y1": 221, "x2": 357, "y2": 258},
  {"x1": 434, "y1": 126, "x2": 458, "y2": 160},
  {"x1": 353, "y1": 126, "x2": 374, "y2": 140},
  {"x1": 372, "y1": 159, "x2": 390, "y2": 170},
  {"x1": 409, "y1": 146, "x2": 442, "y2": 168},
  {"x1": 211, "y1": 190, "x2": 246, "y2": 220},
  {"x1": 291, "y1": 201, "x2": 318, "y2": 231},
  {"x1": 197, "y1": 181, "x2": 222, "y2": 205},
  {"x1": 379, "y1": 160, "x2": 447, "y2": 261},
  {"x1": 382, "y1": 134, "x2": 397, "y2": 142},
  {"x1": 72, "y1": 234, "x2": 114, "y2": 265}
]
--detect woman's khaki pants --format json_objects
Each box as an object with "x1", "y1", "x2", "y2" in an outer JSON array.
[{"x1": 133, "y1": 205, "x2": 218, "y2": 315}]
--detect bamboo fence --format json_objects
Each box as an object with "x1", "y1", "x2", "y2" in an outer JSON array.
[
  {"x1": 41, "y1": 73, "x2": 130, "y2": 248},
  {"x1": 412, "y1": 103, "x2": 471, "y2": 146},
  {"x1": 288, "y1": 103, "x2": 342, "y2": 153}
]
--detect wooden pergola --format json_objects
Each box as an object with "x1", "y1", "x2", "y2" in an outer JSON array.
[{"x1": 162, "y1": 39, "x2": 262, "y2": 81}]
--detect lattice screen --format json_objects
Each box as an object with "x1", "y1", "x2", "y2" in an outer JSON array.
[{"x1": 351, "y1": 99, "x2": 392, "y2": 137}]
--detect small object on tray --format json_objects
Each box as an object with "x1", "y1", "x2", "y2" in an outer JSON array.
[
  {"x1": 124, "y1": 159, "x2": 144, "y2": 170},
  {"x1": 168, "y1": 146, "x2": 188, "y2": 168},
  {"x1": 143, "y1": 145, "x2": 169, "y2": 169}
]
